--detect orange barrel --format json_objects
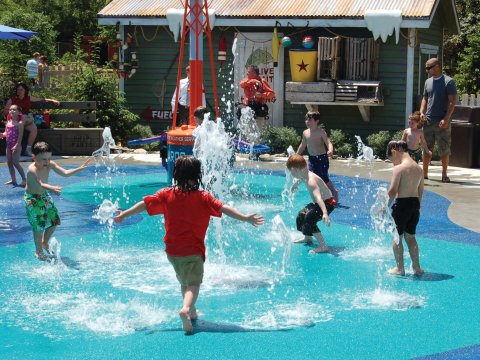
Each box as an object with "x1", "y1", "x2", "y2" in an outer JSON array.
[{"x1": 167, "y1": 125, "x2": 196, "y2": 183}]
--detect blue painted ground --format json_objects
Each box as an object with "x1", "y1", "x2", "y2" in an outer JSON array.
[{"x1": 0, "y1": 163, "x2": 479, "y2": 360}]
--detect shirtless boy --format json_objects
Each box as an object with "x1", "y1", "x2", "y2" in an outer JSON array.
[
  {"x1": 287, "y1": 154, "x2": 336, "y2": 254},
  {"x1": 386, "y1": 140, "x2": 424, "y2": 276},
  {"x1": 296, "y1": 111, "x2": 338, "y2": 202},
  {"x1": 25, "y1": 142, "x2": 91, "y2": 260},
  {"x1": 401, "y1": 111, "x2": 432, "y2": 163}
]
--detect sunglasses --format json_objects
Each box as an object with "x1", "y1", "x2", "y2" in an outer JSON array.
[{"x1": 425, "y1": 64, "x2": 436, "y2": 70}]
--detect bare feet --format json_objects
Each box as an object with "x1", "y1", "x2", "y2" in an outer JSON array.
[
  {"x1": 388, "y1": 267, "x2": 405, "y2": 276},
  {"x1": 42, "y1": 245, "x2": 54, "y2": 255},
  {"x1": 34, "y1": 252, "x2": 49, "y2": 261},
  {"x1": 20, "y1": 180, "x2": 26, "y2": 187},
  {"x1": 4, "y1": 180, "x2": 17, "y2": 185},
  {"x1": 309, "y1": 246, "x2": 329, "y2": 254},
  {"x1": 189, "y1": 308, "x2": 199, "y2": 321},
  {"x1": 413, "y1": 268, "x2": 425, "y2": 276},
  {"x1": 294, "y1": 237, "x2": 313, "y2": 244},
  {"x1": 179, "y1": 308, "x2": 193, "y2": 334}
]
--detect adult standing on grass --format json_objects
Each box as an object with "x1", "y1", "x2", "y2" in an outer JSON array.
[
  {"x1": 420, "y1": 58, "x2": 457, "y2": 183},
  {"x1": 3, "y1": 83, "x2": 60, "y2": 156}
]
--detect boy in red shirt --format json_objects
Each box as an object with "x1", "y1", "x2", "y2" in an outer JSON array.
[{"x1": 114, "y1": 156, "x2": 264, "y2": 334}]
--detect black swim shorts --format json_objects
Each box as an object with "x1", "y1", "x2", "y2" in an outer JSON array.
[
  {"x1": 296, "y1": 199, "x2": 336, "y2": 236},
  {"x1": 391, "y1": 197, "x2": 420, "y2": 235}
]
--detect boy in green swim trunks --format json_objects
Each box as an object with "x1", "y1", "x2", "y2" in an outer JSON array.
[
  {"x1": 114, "y1": 156, "x2": 264, "y2": 334},
  {"x1": 25, "y1": 142, "x2": 91, "y2": 260}
]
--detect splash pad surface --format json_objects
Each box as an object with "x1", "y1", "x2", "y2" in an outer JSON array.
[{"x1": 0, "y1": 164, "x2": 479, "y2": 359}]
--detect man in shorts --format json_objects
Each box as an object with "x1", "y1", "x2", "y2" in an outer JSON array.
[
  {"x1": 386, "y1": 141, "x2": 424, "y2": 276},
  {"x1": 420, "y1": 58, "x2": 457, "y2": 183}
]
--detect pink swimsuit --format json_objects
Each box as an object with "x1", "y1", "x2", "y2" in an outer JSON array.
[{"x1": 4, "y1": 114, "x2": 23, "y2": 150}]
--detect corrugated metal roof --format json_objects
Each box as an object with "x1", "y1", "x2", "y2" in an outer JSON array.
[{"x1": 99, "y1": 0, "x2": 437, "y2": 18}]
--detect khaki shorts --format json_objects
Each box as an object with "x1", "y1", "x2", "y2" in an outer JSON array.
[
  {"x1": 423, "y1": 122, "x2": 451, "y2": 157},
  {"x1": 167, "y1": 254, "x2": 204, "y2": 286}
]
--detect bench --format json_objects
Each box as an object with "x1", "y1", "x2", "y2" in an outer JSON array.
[{"x1": 31, "y1": 101, "x2": 103, "y2": 156}]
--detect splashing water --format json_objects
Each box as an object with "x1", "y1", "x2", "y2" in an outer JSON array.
[
  {"x1": 193, "y1": 116, "x2": 234, "y2": 198},
  {"x1": 271, "y1": 215, "x2": 293, "y2": 275},
  {"x1": 286, "y1": 145, "x2": 295, "y2": 157},
  {"x1": 48, "y1": 237, "x2": 62, "y2": 263},
  {"x1": 193, "y1": 116, "x2": 234, "y2": 263},
  {"x1": 93, "y1": 199, "x2": 119, "y2": 225},
  {"x1": 370, "y1": 187, "x2": 400, "y2": 245},
  {"x1": 93, "y1": 127, "x2": 116, "y2": 169},
  {"x1": 93, "y1": 127, "x2": 115, "y2": 158},
  {"x1": 237, "y1": 106, "x2": 260, "y2": 144},
  {"x1": 355, "y1": 135, "x2": 375, "y2": 162}
]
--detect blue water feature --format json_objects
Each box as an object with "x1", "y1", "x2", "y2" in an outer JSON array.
[{"x1": 0, "y1": 164, "x2": 479, "y2": 359}]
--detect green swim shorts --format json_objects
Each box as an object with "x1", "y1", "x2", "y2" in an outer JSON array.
[
  {"x1": 24, "y1": 191, "x2": 61, "y2": 232},
  {"x1": 423, "y1": 122, "x2": 451, "y2": 157},
  {"x1": 167, "y1": 254, "x2": 204, "y2": 286}
]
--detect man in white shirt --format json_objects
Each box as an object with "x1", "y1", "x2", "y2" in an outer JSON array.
[
  {"x1": 26, "y1": 52, "x2": 41, "y2": 86},
  {"x1": 171, "y1": 66, "x2": 190, "y2": 126}
]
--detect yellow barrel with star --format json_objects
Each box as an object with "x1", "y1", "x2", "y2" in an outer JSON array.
[{"x1": 289, "y1": 49, "x2": 317, "y2": 82}]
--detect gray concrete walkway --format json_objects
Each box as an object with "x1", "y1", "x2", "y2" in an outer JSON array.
[{"x1": 3, "y1": 153, "x2": 479, "y2": 233}]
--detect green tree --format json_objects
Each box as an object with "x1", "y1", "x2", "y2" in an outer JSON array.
[
  {"x1": 0, "y1": 9, "x2": 57, "y2": 80},
  {"x1": 455, "y1": 34, "x2": 480, "y2": 93}
]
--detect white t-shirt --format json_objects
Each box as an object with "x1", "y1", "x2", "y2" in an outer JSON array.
[{"x1": 26, "y1": 58, "x2": 40, "y2": 78}]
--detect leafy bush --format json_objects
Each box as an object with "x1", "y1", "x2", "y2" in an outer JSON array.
[
  {"x1": 0, "y1": 9, "x2": 58, "y2": 81},
  {"x1": 391, "y1": 129, "x2": 405, "y2": 141},
  {"x1": 60, "y1": 39, "x2": 139, "y2": 145},
  {"x1": 329, "y1": 129, "x2": 356, "y2": 158},
  {"x1": 366, "y1": 130, "x2": 391, "y2": 159},
  {"x1": 260, "y1": 126, "x2": 301, "y2": 155},
  {"x1": 127, "y1": 124, "x2": 159, "y2": 152}
]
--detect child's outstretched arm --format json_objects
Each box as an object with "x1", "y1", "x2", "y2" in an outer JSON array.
[
  {"x1": 296, "y1": 131, "x2": 307, "y2": 155},
  {"x1": 28, "y1": 171, "x2": 62, "y2": 195},
  {"x1": 114, "y1": 201, "x2": 147, "y2": 224},
  {"x1": 322, "y1": 131, "x2": 334, "y2": 157},
  {"x1": 220, "y1": 205, "x2": 264, "y2": 227},
  {"x1": 51, "y1": 158, "x2": 92, "y2": 177},
  {"x1": 311, "y1": 186, "x2": 330, "y2": 226},
  {"x1": 419, "y1": 132, "x2": 432, "y2": 156}
]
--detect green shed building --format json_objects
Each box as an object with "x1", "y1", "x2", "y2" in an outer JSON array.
[{"x1": 98, "y1": 0, "x2": 459, "y2": 138}]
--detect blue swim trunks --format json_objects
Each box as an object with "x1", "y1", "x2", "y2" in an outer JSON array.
[{"x1": 308, "y1": 154, "x2": 330, "y2": 183}]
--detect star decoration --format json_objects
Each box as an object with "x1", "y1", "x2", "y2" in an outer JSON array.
[{"x1": 297, "y1": 60, "x2": 309, "y2": 72}]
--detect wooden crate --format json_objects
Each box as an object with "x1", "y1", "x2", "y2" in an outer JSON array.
[
  {"x1": 285, "y1": 81, "x2": 335, "y2": 103},
  {"x1": 343, "y1": 38, "x2": 380, "y2": 81},
  {"x1": 317, "y1": 37, "x2": 342, "y2": 81},
  {"x1": 335, "y1": 80, "x2": 383, "y2": 103}
]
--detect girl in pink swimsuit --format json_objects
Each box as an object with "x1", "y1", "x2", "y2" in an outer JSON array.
[{"x1": 1, "y1": 105, "x2": 26, "y2": 186}]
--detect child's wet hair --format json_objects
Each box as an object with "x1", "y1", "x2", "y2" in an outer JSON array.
[
  {"x1": 32, "y1": 141, "x2": 52, "y2": 155},
  {"x1": 408, "y1": 111, "x2": 424, "y2": 129},
  {"x1": 193, "y1": 106, "x2": 208, "y2": 120},
  {"x1": 386, "y1": 140, "x2": 408, "y2": 157},
  {"x1": 286, "y1": 154, "x2": 307, "y2": 170},
  {"x1": 173, "y1": 155, "x2": 203, "y2": 191},
  {"x1": 305, "y1": 111, "x2": 321, "y2": 123}
]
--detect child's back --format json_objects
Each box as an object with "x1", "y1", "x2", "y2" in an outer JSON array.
[{"x1": 144, "y1": 187, "x2": 223, "y2": 259}]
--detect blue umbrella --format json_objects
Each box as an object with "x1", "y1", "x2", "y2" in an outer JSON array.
[{"x1": 0, "y1": 24, "x2": 37, "y2": 40}]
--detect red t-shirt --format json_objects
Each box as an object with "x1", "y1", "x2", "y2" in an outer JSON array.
[
  {"x1": 144, "y1": 187, "x2": 223, "y2": 261},
  {"x1": 11, "y1": 96, "x2": 32, "y2": 113}
]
